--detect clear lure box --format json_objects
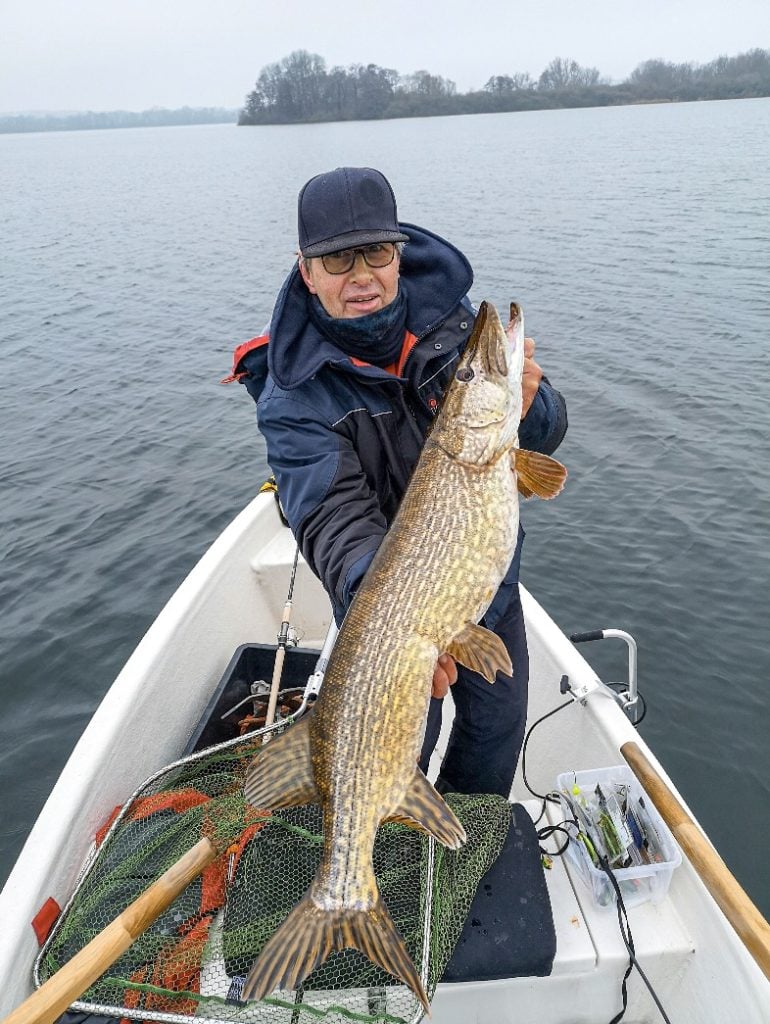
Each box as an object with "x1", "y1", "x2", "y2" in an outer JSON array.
[{"x1": 556, "y1": 765, "x2": 682, "y2": 911}]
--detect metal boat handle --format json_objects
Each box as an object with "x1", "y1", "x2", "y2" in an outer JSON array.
[{"x1": 571, "y1": 628, "x2": 639, "y2": 722}]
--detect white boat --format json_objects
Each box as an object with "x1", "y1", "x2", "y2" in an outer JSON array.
[{"x1": 0, "y1": 492, "x2": 768, "y2": 1024}]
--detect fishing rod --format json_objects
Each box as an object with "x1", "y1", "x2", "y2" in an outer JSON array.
[
  {"x1": 218, "y1": 610, "x2": 339, "y2": 735},
  {"x1": 263, "y1": 544, "x2": 301, "y2": 742},
  {"x1": 240, "y1": 616, "x2": 339, "y2": 743}
]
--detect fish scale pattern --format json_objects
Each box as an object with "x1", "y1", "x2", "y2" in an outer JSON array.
[
  {"x1": 296, "y1": 302, "x2": 522, "y2": 949},
  {"x1": 311, "y1": 442, "x2": 518, "y2": 913}
]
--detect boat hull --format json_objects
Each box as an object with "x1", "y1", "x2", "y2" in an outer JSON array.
[{"x1": 1, "y1": 492, "x2": 767, "y2": 1021}]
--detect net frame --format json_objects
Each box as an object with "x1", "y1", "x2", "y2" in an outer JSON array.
[{"x1": 33, "y1": 718, "x2": 435, "y2": 1024}]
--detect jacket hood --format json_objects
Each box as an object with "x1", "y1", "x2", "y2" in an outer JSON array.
[{"x1": 267, "y1": 223, "x2": 473, "y2": 390}]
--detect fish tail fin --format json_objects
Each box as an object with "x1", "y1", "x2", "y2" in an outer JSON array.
[
  {"x1": 242, "y1": 892, "x2": 430, "y2": 1014},
  {"x1": 349, "y1": 896, "x2": 431, "y2": 1014}
]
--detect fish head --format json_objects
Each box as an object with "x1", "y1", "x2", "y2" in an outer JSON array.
[{"x1": 432, "y1": 301, "x2": 524, "y2": 464}]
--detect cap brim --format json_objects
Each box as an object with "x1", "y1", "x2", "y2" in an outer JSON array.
[{"x1": 301, "y1": 228, "x2": 409, "y2": 258}]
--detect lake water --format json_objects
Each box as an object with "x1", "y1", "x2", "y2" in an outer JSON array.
[{"x1": 1, "y1": 98, "x2": 769, "y2": 918}]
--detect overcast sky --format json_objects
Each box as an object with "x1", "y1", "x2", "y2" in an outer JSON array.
[{"x1": 2, "y1": 0, "x2": 769, "y2": 114}]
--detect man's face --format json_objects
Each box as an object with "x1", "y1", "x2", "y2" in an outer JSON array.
[{"x1": 299, "y1": 246, "x2": 400, "y2": 319}]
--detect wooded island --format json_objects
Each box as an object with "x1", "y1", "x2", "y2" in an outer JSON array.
[{"x1": 239, "y1": 48, "x2": 770, "y2": 125}]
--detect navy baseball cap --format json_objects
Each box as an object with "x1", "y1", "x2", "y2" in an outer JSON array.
[{"x1": 298, "y1": 167, "x2": 409, "y2": 258}]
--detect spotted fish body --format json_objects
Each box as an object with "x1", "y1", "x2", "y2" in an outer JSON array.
[{"x1": 243, "y1": 302, "x2": 566, "y2": 1010}]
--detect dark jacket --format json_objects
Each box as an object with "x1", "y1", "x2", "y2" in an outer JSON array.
[{"x1": 231, "y1": 224, "x2": 567, "y2": 623}]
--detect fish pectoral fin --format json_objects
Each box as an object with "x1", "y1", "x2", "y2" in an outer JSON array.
[
  {"x1": 514, "y1": 449, "x2": 568, "y2": 500},
  {"x1": 517, "y1": 476, "x2": 535, "y2": 499},
  {"x1": 244, "y1": 716, "x2": 319, "y2": 810},
  {"x1": 385, "y1": 769, "x2": 467, "y2": 850},
  {"x1": 242, "y1": 892, "x2": 430, "y2": 1014},
  {"x1": 446, "y1": 622, "x2": 512, "y2": 682}
]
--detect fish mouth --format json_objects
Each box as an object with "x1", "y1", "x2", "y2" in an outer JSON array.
[{"x1": 463, "y1": 301, "x2": 509, "y2": 378}]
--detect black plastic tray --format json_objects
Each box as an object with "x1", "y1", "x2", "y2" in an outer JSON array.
[{"x1": 183, "y1": 643, "x2": 320, "y2": 754}]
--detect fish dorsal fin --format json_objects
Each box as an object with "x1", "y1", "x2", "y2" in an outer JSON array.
[
  {"x1": 384, "y1": 768, "x2": 467, "y2": 849},
  {"x1": 446, "y1": 622, "x2": 512, "y2": 682},
  {"x1": 514, "y1": 448, "x2": 568, "y2": 500},
  {"x1": 244, "y1": 716, "x2": 319, "y2": 810}
]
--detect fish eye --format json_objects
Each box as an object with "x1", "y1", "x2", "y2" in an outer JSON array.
[{"x1": 456, "y1": 367, "x2": 475, "y2": 382}]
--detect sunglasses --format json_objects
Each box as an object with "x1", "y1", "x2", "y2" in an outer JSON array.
[{"x1": 319, "y1": 242, "x2": 397, "y2": 275}]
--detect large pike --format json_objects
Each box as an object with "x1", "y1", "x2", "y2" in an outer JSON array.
[{"x1": 243, "y1": 302, "x2": 566, "y2": 1010}]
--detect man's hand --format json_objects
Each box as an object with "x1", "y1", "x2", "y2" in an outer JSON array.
[
  {"x1": 432, "y1": 653, "x2": 457, "y2": 698},
  {"x1": 506, "y1": 318, "x2": 543, "y2": 420},
  {"x1": 521, "y1": 337, "x2": 543, "y2": 419}
]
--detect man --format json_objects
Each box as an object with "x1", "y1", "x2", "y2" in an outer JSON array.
[{"x1": 228, "y1": 166, "x2": 567, "y2": 796}]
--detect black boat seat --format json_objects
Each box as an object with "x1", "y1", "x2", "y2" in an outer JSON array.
[{"x1": 441, "y1": 801, "x2": 556, "y2": 982}]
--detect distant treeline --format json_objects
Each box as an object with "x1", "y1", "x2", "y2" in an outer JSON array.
[
  {"x1": 239, "y1": 48, "x2": 770, "y2": 124},
  {"x1": 0, "y1": 106, "x2": 238, "y2": 135},
  {"x1": 4, "y1": 47, "x2": 767, "y2": 136}
]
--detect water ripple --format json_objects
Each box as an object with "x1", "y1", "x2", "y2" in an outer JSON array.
[{"x1": 1, "y1": 100, "x2": 769, "y2": 913}]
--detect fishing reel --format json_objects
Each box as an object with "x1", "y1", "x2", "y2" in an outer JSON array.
[{"x1": 277, "y1": 623, "x2": 301, "y2": 649}]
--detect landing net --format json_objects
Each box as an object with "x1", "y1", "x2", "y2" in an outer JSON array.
[{"x1": 37, "y1": 726, "x2": 512, "y2": 1024}]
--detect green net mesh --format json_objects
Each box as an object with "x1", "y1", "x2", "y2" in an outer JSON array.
[{"x1": 38, "y1": 731, "x2": 512, "y2": 1024}]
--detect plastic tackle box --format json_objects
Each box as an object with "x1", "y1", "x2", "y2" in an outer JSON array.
[{"x1": 557, "y1": 765, "x2": 682, "y2": 910}]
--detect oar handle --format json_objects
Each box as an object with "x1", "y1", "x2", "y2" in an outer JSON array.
[
  {"x1": 2, "y1": 837, "x2": 218, "y2": 1024},
  {"x1": 621, "y1": 741, "x2": 770, "y2": 982}
]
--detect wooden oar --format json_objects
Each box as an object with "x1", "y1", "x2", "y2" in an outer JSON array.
[
  {"x1": 621, "y1": 740, "x2": 770, "y2": 982},
  {"x1": 1, "y1": 836, "x2": 218, "y2": 1024}
]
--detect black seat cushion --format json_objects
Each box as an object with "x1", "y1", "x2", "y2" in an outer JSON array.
[{"x1": 441, "y1": 802, "x2": 556, "y2": 981}]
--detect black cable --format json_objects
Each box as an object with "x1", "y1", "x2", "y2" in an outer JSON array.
[
  {"x1": 521, "y1": 697, "x2": 575, "y2": 803},
  {"x1": 632, "y1": 690, "x2": 647, "y2": 725},
  {"x1": 536, "y1": 821, "x2": 572, "y2": 857},
  {"x1": 519, "y1": 689, "x2": 578, "y2": 851},
  {"x1": 600, "y1": 858, "x2": 673, "y2": 1024},
  {"x1": 606, "y1": 683, "x2": 648, "y2": 726}
]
